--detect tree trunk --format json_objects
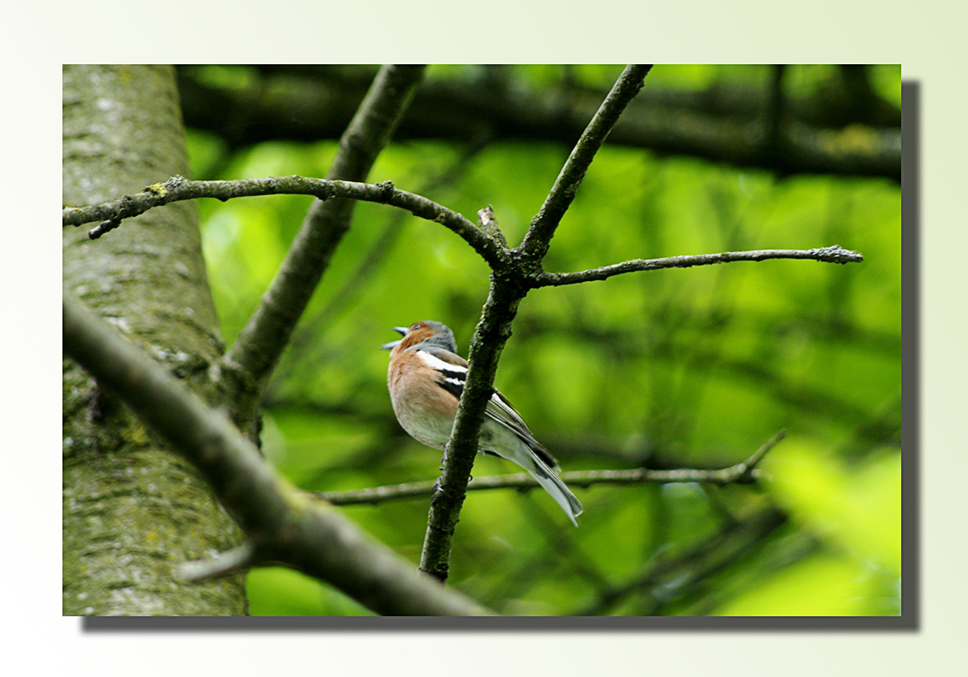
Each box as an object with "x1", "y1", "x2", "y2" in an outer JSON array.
[{"x1": 62, "y1": 65, "x2": 247, "y2": 615}]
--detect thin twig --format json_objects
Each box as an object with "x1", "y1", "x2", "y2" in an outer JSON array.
[
  {"x1": 177, "y1": 543, "x2": 259, "y2": 583},
  {"x1": 319, "y1": 430, "x2": 786, "y2": 507},
  {"x1": 63, "y1": 175, "x2": 507, "y2": 273},
  {"x1": 535, "y1": 247, "x2": 863, "y2": 287}
]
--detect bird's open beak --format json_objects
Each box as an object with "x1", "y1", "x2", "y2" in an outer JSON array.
[{"x1": 379, "y1": 326, "x2": 409, "y2": 350}]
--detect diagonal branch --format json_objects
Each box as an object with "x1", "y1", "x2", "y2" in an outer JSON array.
[
  {"x1": 534, "y1": 246, "x2": 864, "y2": 287},
  {"x1": 520, "y1": 65, "x2": 652, "y2": 260},
  {"x1": 63, "y1": 294, "x2": 493, "y2": 616},
  {"x1": 223, "y1": 65, "x2": 426, "y2": 410}
]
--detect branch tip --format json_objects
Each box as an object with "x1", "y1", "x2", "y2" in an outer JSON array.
[
  {"x1": 176, "y1": 542, "x2": 258, "y2": 583},
  {"x1": 88, "y1": 218, "x2": 122, "y2": 240},
  {"x1": 477, "y1": 204, "x2": 508, "y2": 248},
  {"x1": 810, "y1": 244, "x2": 864, "y2": 263},
  {"x1": 733, "y1": 428, "x2": 787, "y2": 482}
]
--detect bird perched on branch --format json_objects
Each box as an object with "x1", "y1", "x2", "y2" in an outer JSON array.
[{"x1": 382, "y1": 321, "x2": 583, "y2": 525}]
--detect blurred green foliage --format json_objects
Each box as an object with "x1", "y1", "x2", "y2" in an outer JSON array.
[{"x1": 186, "y1": 65, "x2": 901, "y2": 616}]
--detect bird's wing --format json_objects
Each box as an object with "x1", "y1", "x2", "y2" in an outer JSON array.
[
  {"x1": 415, "y1": 345, "x2": 468, "y2": 400},
  {"x1": 415, "y1": 344, "x2": 559, "y2": 469}
]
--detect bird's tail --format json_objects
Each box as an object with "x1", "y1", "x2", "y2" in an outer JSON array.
[{"x1": 519, "y1": 452, "x2": 583, "y2": 526}]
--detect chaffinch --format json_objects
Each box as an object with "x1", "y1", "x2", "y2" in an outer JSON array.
[{"x1": 382, "y1": 321, "x2": 583, "y2": 525}]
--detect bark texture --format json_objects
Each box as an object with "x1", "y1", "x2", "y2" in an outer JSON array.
[{"x1": 63, "y1": 65, "x2": 247, "y2": 615}]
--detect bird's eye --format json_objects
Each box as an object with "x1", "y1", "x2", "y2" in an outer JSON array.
[{"x1": 411, "y1": 322, "x2": 422, "y2": 330}]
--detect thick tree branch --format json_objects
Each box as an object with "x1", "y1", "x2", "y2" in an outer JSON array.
[
  {"x1": 63, "y1": 294, "x2": 493, "y2": 616},
  {"x1": 534, "y1": 245, "x2": 863, "y2": 287},
  {"x1": 317, "y1": 430, "x2": 784, "y2": 506}
]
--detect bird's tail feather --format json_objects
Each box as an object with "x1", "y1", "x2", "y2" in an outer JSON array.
[{"x1": 521, "y1": 453, "x2": 583, "y2": 526}]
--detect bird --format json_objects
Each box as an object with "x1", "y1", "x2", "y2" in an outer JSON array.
[{"x1": 381, "y1": 321, "x2": 583, "y2": 525}]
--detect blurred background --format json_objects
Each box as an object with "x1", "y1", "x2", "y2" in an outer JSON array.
[{"x1": 179, "y1": 65, "x2": 901, "y2": 616}]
